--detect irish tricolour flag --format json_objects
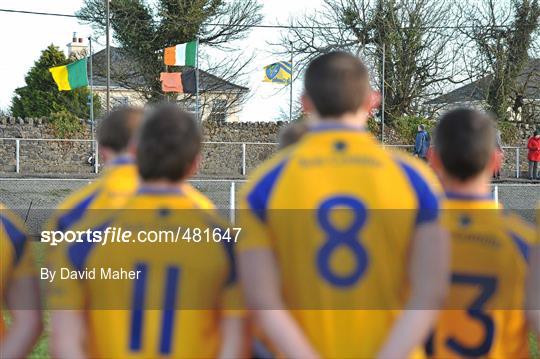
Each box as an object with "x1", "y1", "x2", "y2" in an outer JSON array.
[{"x1": 164, "y1": 41, "x2": 198, "y2": 67}]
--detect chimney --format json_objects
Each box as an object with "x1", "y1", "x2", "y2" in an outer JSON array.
[{"x1": 67, "y1": 32, "x2": 88, "y2": 58}]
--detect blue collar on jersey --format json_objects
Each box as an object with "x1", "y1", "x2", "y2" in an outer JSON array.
[
  {"x1": 110, "y1": 155, "x2": 134, "y2": 166},
  {"x1": 445, "y1": 191, "x2": 494, "y2": 201},
  {"x1": 308, "y1": 123, "x2": 366, "y2": 132},
  {"x1": 137, "y1": 186, "x2": 183, "y2": 195}
]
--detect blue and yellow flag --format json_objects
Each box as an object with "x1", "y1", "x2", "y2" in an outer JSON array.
[{"x1": 263, "y1": 61, "x2": 292, "y2": 84}]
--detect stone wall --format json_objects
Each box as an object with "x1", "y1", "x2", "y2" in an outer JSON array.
[
  {"x1": 0, "y1": 117, "x2": 285, "y2": 177},
  {"x1": 0, "y1": 116, "x2": 534, "y2": 178},
  {"x1": 0, "y1": 117, "x2": 94, "y2": 175},
  {"x1": 201, "y1": 121, "x2": 283, "y2": 176}
]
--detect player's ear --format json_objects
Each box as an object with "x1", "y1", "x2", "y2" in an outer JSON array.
[
  {"x1": 184, "y1": 154, "x2": 201, "y2": 180},
  {"x1": 127, "y1": 137, "x2": 138, "y2": 158},
  {"x1": 430, "y1": 150, "x2": 444, "y2": 177},
  {"x1": 100, "y1": 147, "x2": 113, "y2": 163},
  {"x1": 301, "y1": 94, "x2": 315, "y2": 115}
]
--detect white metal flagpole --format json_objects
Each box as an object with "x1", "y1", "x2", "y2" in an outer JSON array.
[
  {"x1": 89, "y1": 37, "x2": 94, "y2": 134},
  {"x1": 195, "y1": 37, "x2": 200, "y2": 123},
  {"x1": 88, "y1": 36, "x2": 97, "y2": 173},
  {"x1": 381, "y1": 43, "x2": 385, "y2": 144},
  {"x1": 105, "y1": 0, "x2": 110, "y2": 114},
  {"x1": 289, "y1": 41, "x2": 294, "y2": 122}
]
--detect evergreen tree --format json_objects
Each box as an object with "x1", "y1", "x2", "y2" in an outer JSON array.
[{"x1": 11, "y1": 44, "x2": 100, "y2": 119}]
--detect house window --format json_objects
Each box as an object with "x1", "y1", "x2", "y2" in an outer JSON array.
[{"x1": 209, "y1": 99, "x2": 228, "y2": 122}]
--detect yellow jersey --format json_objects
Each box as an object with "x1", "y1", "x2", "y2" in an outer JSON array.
[
  {"x1": 49, "y1": 187, "x2": 238, "y2": 358},
  {"x1": 427, "y1": 193, "x2": 538, "y2": 359},
  {"x1": 47, "y1": 157, "x2": 214, "y2": 232},
  {"x1": 0, "y1": 203, "x2": 34, "y2": 337},
  {"x1": 239, "y1": 124, "x2": 443, "y2": 358}
]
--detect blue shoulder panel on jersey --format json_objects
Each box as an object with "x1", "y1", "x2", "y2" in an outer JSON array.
[
  {"x1": 68, "y1": 222, "x2": 110, "y2": 271},
  {"x1": 510, "y1": 232, "x2": 530, "y2": 263},
  {"x1": 0, "y1": 215, "x2": 27, "y2": 265},
  {"x1": 57, "y1": 190, "x2": 100, "y2": 232},
  {"x1": 395, "y1": 159, "x2": 439, "y2": 224},
  {"x1": 221, "y1": 239, "x2": 237, "y2": 286},
  {"x1": 246, "y1": 159, "x2": 288, "y2": 222}
]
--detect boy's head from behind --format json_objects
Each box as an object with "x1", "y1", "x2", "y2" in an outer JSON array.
[
  {"x1": 137, "y1": 104, "x2": 201, "y2": 182},
  {"x1": 433, "y1": 108, "x2": 497, "y2": 183},
  {"x1": 302, "y1": 51, "x2": 377, "y2": 122},
  {"x1": 97, "y1": 106, "x2": 144, "y2": 161}
]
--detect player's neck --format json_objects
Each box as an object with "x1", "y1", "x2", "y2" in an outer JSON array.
[
  {"x1": 106, "y1": 152, "x2": 133, "y2": 166},
  {"x1": 442, "y1": 174, "x2": 491, "y2": 199},
  {"x1": 139, "y1": 179, "x2": 181, "y2": 191},
  {"x1": 314, "y1": 114, "x2": 368, "y2": 129}
]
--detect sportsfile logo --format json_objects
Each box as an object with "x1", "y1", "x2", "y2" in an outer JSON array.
[{"x1": 40, "y1": 226, "x2": 242, "y2": 246}]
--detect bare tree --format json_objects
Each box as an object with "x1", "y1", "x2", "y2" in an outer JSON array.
[
  {"x1": 462, "y1": 0, "x2": 540, "y2": 121},
  {"x1": 77, "y1": 0, "x2": 262, "y2": 115},
  {"x1": 273, "y1": 0, "x2": 465, "y2": 123}
]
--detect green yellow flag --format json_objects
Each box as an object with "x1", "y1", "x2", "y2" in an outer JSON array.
[
  {"x1": 263, "y1": 61, "x2": 292, "y2": 84},
  {"x1": 49, "y1": 58, "x2": 88, "y2": 91}
]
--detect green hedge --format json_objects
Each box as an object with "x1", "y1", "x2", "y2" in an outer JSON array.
[{"x1": 49, "y1": 111, "x2": 83, "y2": 138}]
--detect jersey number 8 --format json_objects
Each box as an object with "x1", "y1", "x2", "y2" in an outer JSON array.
[{"x1": 316, "y1": 196, "x2": 369, "y2": 287}]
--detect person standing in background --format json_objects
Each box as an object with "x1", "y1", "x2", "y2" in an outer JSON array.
[
  {"x1": 527, "y1": 130, "x2": 540, "y2": 180},
  {"x1": 414, "y1": 124, "x2": 431, "y2": 161},
  {"x1": 493, "y1": 128, "x2": 503, "y2": 179}
]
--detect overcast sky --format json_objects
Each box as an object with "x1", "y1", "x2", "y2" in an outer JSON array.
[{"x1": 0, "y1": 0, "x2": 324, "y2": 121}]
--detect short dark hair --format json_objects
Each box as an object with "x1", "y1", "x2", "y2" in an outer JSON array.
[
  {"x1": 137, "y1": 104, "x2": 201, "y2": 182},
  {"x1": 279, "y1": 122, "x2": 309, "y2": 149},
  {"x1": 419, "y1": 124, "x2": 425, "y2": 131},
  {"x1": 97, "y1": 106, "x2": 143, "y2": 152},
  {"x1": 435, "y1": 108, "x2": 496, "y2": 181},
  {"x1": 304, "y1": 51, "x2": 370, "y2": 118}
]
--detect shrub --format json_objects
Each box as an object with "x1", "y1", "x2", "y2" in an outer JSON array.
[
  {"x1": 367, "y1": 116, "x2": 380, "y2": 136},
  {"x1": 49, "y1": 110, "x2": 83, "y2": 138},
  {"x1": 497, "y1": 121, "x2": 520, "y2": 144}
]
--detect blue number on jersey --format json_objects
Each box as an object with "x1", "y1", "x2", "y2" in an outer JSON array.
[
  {"x1": 446, "y1": 273, "x2": 497, "y2": 357},
  {"x1": 316, "y1": 196, "x2": 369, "y2": 287}
]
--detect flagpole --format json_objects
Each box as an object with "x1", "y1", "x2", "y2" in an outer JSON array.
[
  {"x1": 381, "y1": 43, "x2": 385, "y2": 144},
  {"x1": 165, "y1": 63, "x2": 169, "y2": 103},
  {"x1": 195, "y1": 37, "x2": 200, "y2": 123},
  {"x1": 289, "y1": 40, "x2": 293, "y2": 122},
  {"x1": 105, "y1": 0, "x2": 111, "y2": 114},
  {"x1": 88, "y1": 36, "x2": 96, "y2": 173}
]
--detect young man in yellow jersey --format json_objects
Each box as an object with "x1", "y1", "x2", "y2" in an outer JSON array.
[
  {"x1": 46, "y1": 106, "x2": 213, "y2": 234},
  {"x1": 428, "y1": 108, "x2": 540, "y2": 358},
  {"x1": 238, "y1": 51, "x2": 450, "y2": 359},
  {"x1": 46, "y1": 106, "x2": 144, "y2": 233},
  {"x1": 0, "y1": 204, "x2": 42, "y2": 358},
  {"x1": 50, "y1": 105, "x2": 246, "y2": 358}
]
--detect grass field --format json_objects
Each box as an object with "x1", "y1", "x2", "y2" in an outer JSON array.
[
  {"x1": 4, "y1": 242, "x2": 535, "y2": 358},
  {"x1": 18, "y1": 314, "x2": 540, "y2": 358}
]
